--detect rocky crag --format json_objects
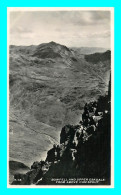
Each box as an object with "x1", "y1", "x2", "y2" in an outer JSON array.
[{"x1": 11, "y1": 76, "x2": 111, "y2": 185}]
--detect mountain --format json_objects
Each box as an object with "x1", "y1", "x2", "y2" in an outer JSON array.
[
  {"x1": 32, "y1": 41, "x2": 74, "y2": 59},
  {"x1": 9, "y1": 41, "x2": 111, "y2": 173}
]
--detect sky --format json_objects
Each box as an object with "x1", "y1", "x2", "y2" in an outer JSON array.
[{"x1": 9, "y1": 10, "x2": 111, "y2": 48}]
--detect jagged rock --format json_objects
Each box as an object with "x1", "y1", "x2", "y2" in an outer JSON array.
[
  {"x1": 60, "y1": 125, "x2": 77, "y2": 145},
  {"x1": 46, "y1": 144, "x2": 61, "y2": 163}
]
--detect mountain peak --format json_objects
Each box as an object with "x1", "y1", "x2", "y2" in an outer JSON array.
[
  {"x1": 48, "y1": 41, "x2": 57, "y2": 45},
  {"x1": 32, "y1": 41, "x2": 73, "y2": 59}
]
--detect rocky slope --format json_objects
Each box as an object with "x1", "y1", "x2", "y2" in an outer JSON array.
[
  {"x1": 9, "y1": 41, "x2": 111, "y2": 179},
  {"x1": 11, "y1": 77, "x2": 111, "y2": 185}
]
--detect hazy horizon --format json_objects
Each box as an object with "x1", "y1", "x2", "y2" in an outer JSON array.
[{"x1": 9, "y1": 41, "x2": 110, "y2": 49}]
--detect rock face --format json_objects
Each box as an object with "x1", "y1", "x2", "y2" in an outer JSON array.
[
  {"x1": 9, "y1": 41, "x2": 111, "y2": 168},
  {"x1": 11, "y1": 76, "x2": 111, "y2": 185}
]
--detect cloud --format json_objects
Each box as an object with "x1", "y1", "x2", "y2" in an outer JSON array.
[
  {"x1": 9, "y1": 10, "x2": 111, "y2": 48},
  {"x1": 85, "y1": 30, "x2": 111, "y2": 38},
  {"x1": 10, "y1": 25, "x2": 33, "y2": 34},
  {"x1": 71, "y1": 11, "x2": 110, "y2": 26}
]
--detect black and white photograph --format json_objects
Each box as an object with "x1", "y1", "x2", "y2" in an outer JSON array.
[{"x1": 8, "y1": 7, "x2": 114, "y2": 187}]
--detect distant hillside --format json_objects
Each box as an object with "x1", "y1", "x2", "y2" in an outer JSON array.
[
  {"x1": 9, "y1": 41, "x2": 111, "y2": 170},
  {"x1": 71, "y1": 47, "x2": 108, "y2": 55},
  {"x1": 9, "y1": 161, "x2": 30, "y2": 184},
  {"x1": 85, "y1": 50, "x2": 111, "y2": 64}
]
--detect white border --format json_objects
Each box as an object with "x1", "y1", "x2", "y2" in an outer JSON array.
[{"x1": 7, "y1": 7, "x2": 114, "y2": 188}]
